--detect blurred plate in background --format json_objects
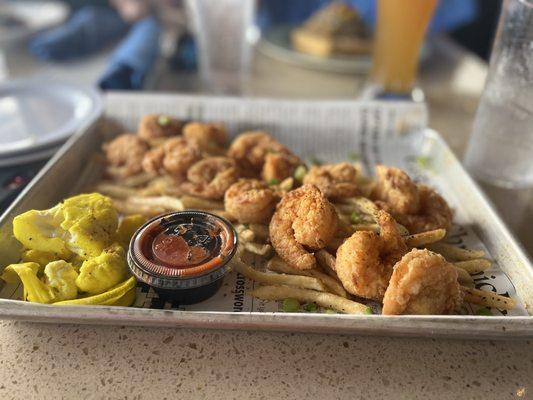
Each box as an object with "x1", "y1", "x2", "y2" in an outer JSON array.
[
  {"x1": 0, "y1": 79, "x2": 103, "y2": 160},
  {"x1": 0, "y1": 0, "x2": 68, "y2": 46}
]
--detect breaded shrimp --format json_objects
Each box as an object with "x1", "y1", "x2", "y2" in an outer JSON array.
[
  {"x1": 269, "y1": 184, "x2": 338, "y2": 270},
  {"x1": 382, "y1": 249, "x2": 462, "y2": 315},
  {"x1": 227, "y1": 131, "x2": 292, "y2": 175},
  {"x1": 141, "y1": 146, "x2": 165, "y2": 176},
  {"x1": 303, "y1": 162, "x2": 360, "y2": 199},
  {"x1": 181, "y1": 157, "x2": 239, "y2": 200},
  {"x1": 162, "y1": 137, "x2": 202, "y2": 180},
  {"x1": 372, "y1": 165, "x2": 452, "y2": 233},
  {"x1": 261, "y1": 153, "x2": 303, "y2": 183},
  {"x1": 335, "y1": 210, "x2": 407, "y2": 301},
  {"x1": 394, "y1": 185, "x2": 453, "y2": 234},
  {"x1": 224, "y1": 179, "x2": 278, "y2": 224},
  {"x1": 138, "y1": 114, "x2": 183, "y2": 140},
  {"x1": 183, "y1": 122, "x2": 228, "y2": 155},
  {"x1": 103, "y1": 133, "x2": 149, "y2": 178},
  {"x1": 372, "y1": 165, "x2": 419, "y2": 214}
]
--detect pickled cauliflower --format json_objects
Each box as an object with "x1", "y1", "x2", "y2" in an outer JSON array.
[
  {"x1": 76, "y1": 243, "x2": 128, "y2": 295},
  {"x1": 13, "y1": 193, "x2": 118, "y2": 261},
  {"x1": 1, "y1": 260, "x2": 78, "y2": 303},
  {"x1": 114, "y1": 214, "x2": 146, "y2": 248}
]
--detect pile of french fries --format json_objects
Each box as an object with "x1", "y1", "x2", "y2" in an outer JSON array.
[{"x1": 90, "y1": 159, "x2": 516, "y2": 315}]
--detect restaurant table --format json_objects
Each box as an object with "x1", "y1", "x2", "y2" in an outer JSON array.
[{"x1": 1, "y1": 37, "x2": 532, "y2": 400}]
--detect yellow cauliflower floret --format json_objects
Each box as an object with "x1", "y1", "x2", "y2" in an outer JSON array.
[
  {"x1": 22, "y1": 250, "x2": 58, "y2": 269},
  {"x1": 13, "y1": 193, "x2": 118, "y2": 262},
  {"x1": 13, "y1": 204, "x2": 72, "y2": 259},
  {"x1": 43, "y1": 260, "x2": 79, "y2": 302},
  {"x1": 76, "y1": 243, "x2": 128, "y2": 295},
  {"x1": 114, "y1": 214, "x2": 146, "y2": 248},
  {"x1": 1, "y1": 262, "x2": 55, "y2": 303},
  {"x1": 61, "y1": 193, "x2": 118, "y2": 259}
]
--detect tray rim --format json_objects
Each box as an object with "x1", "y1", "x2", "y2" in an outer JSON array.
[{"x1": 0, "y1": 94, "x2": 532, "y2": 338}]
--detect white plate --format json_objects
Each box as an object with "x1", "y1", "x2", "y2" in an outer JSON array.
[
  {"x1": 258, "y1": 24, "x2": 372, "y2": 74},
  {"x1": 0, "y1": 0, "x2": 68, "y2": 46},
  {"x1": 0, "y1": 80, "x2": 103, "y2": 157}
]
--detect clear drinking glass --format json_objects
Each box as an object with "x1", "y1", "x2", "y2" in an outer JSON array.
[
  {"x1": 186, "y1": 0, "x2": 256, "y2": 95},
  {"x1": 464, "y1": 0, "x2": 533, "y2": 188}
]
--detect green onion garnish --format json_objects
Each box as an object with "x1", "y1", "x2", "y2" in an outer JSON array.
[
  {"x1": 364, "y1": 307, "x2": 373, "y2": 315},
  {"x1": 157, "y1": 115, "x2": 170, "y2": 126},
  {"x1": 303, "y1": 303, "x2": 318, "y2": 312},
  {"x1": 268, "y1": 178, "x2": 280, "y2": 186},
  {"x1": 282, "y1": 298, "x2": 300, "y2": 313},
  {"x1": 350, "y1": 211, "x2": 361, "y2": 224},
  {"x1": 415, "y1": 155, "x2": 431, "y2": 170},
  {"x1": 293, "y1": 165, "x2": 307, "y2": 182}
]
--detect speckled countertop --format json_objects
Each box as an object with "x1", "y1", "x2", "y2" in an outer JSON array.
[{"x1": 0, "y1": 320, "x2": 531, "y2": 399}]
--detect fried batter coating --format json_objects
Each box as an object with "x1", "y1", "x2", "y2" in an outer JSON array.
[
  {"x1": 161, "y1": 137, "x2": 202, "y2": 180},
  {"x1": 138, "y1": 114, "x2": 183, "y2": 140},
  {"x1": 103, "y1": 134, "x2": 149, "y2": 178},
  {"x1": 303, "y1": 162, "x2": 360, "y2": 199},
  {"x1": 261, "y1": 153, "x2": 303, "y2": 183},
  {"x1": 141, "y1": 146, "x2": 165, "y2": 176},
  {"x1": 382, "y1": 249, "x2": 462, "y2": 315},
  {"x1": 183, "y1": 122, "x2": 228, "y2": 154},
  {"x1": 335, "y1": 210, "x2": 407, "y2": 301},
  {"x1": 372, "y1": 165, "x2": 452, "y2": 233},
  {"x1": 224, "y1": 179, "x2": 278, "y2": 224},
  {"x1": 269, "y1": 184, "x2": 338, "y2": 270},
  {"x1": 227, "y1": 131, "x2": 292, "y2": 175},
  {"x1": 181, "y1": 157, "x2": 239, "y2": 200}
]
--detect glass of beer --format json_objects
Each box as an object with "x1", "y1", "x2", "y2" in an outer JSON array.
[{"x1": 370, "y1": 0, "x2": 439, "y2": 96}]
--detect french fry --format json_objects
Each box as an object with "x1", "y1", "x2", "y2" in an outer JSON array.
[
  {"x1": 249, "y1": 285, "x2": 368, "y2": 314},
  {"x1": 455, "y1": 267, "x2": 474, "y2": 287},
  {"x1": 233, "y1": 260, "x2": 326, "y2": 292},
  {"x1": 427, "y1": 243, "x2": 485, "y2": 261},
  {"x1": 248, "y1": 224, "x2": 269, "y2": 241},
  {"x1": 243, "y1": 242, "x2": 273, "y2": 257},
  {"x1": 462, "y1": 287, "x2": 516, "y2": 310},
  {"x1": 94, "y1": 182, "x2": 137, "y2": 199},
  {"x1": 315, "y1": 250, "x2": 336, "y2": 272},
  {"x1": 353, "y1": 223, "x2": 380, "y2": 232},
  {"x1": 112, "y1": 199, "x2": 166, "y2": 216},
  {"x1": 308, "y1": 269, "x2": 348, "y2": 298},
  {"x1": 404, "y1": 229, "x2": 446, "y2": 248},
  {"x1": 267, "y1": 256, "x2": 347, "y2": 298},
  {"x1": 122, "y1": 173, "x2": 153, "y2": 187},
  {"x1": 126, "y1": 196, "x2": 184, "y2": 211},
  {"x1": 236, "y1": 225, "x2": 255, "y2": 242},
  {"x1": 180, "y1": 195, "x2": 224, "y2": 210},
  {"x1": 454, "y1": 259, "x2": 491, "y2": 274}
]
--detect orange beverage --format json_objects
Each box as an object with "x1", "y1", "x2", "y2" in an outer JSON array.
[{"x1": 371, "y1": 0, "x2": 439, "y2": 94}]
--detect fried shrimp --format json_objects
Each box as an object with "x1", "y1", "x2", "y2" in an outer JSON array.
[
  {"x1": 372, "y1": 165, "x2": 419, "y2": 214},
  {"x1": 224, "y1": 179, "x2": 278, "y2": 224},
  {"x1": 269, "y1": 184, "x2": 338, "y2": 270},
  {"x1": 335, "y1": 210, "x2": 407, "y2": 301},
  {"x1": 183, "y1": 122, "x2": 228, "y2": 154},
  {"x1": 261, "y1": 153, "x2": 303, "y2": 183},
  {"x1": 138, "y1": 114, "x2": 183, "y2": 140},
  {"x1": 227, "y1": 131, "x2": 292, "y2": 175},
  {"x1": 103, "y1": 134, "x2": 149, "y2": 178},
  {"x1": 181, "y1": 157, "x2": 239, "y2": 199},
  {"x1": 372, "y1": 165, "x2": 452, "y2": 233},
  {"x1": 141, "y1": 146, "x2": 165, "y2": 176},
  {"x1": 303, "y1": 162, "x2": 360, "y2": 199},
  {"x1": 161, "y1": 137, "x2": 202, "y2": 180},
  {"x1": 382, "y1": 249, "x2": 462, "y2": 315}
]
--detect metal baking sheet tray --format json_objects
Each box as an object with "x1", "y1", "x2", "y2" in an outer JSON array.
[{"x1": 0, "y1": 93, "x2": 532, "y2": 339}]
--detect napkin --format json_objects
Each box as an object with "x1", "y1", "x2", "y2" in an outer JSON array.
[
  {"x1": 98, "y1": 15, "x2": 162, "y2": 91},
  {"x1": 29, "y1": 6, "x2": 129, "y2": 61}
]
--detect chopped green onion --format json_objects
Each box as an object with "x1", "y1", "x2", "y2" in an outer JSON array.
[
  {"x1": 293, "y1": 165, "x2": 307, "y2": 182},
  {"x1": 303, "y1": 302, "x2": 318, "y2": 312},
  {"x1": 157, "y1": 115, "x2": 170, "y2": 126},
  {"x1": 475, "y1": 307, "x2": 492, "y2": 316},
  {"x1": 350, "y1": 211, "x2": 361, "y2": 224},
  {"x1": 268, "y1": 178, "x2": 280, "y2": 186},
  {"x1": 282, "y1": 298, "x2": 300, "y2": 313},
  {"x1": 348, "y1": 152, "x2": 360, "y2": 162},
  {"x1": 415, "y1": 155, "x2": 431, "y2": 170},
  {"x1": 309, "y1": 156, "x2": 323, "y2": 166},
  {"x1": 364, "y1": 307, "x2": 373, "y2": 315}
]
